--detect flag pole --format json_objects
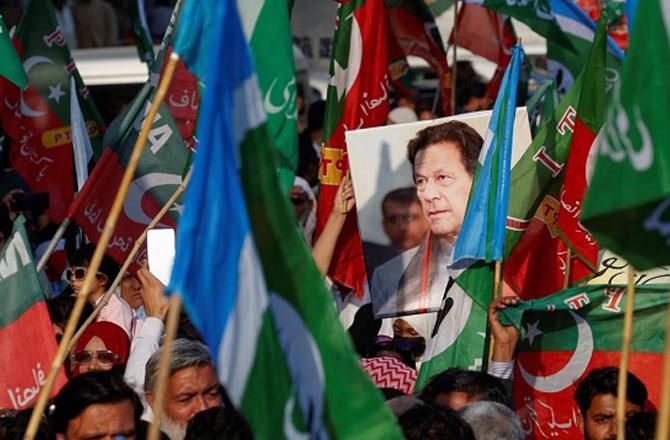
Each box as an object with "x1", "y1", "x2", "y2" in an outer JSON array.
[
  {"x1": 24, "y1": 53, "x2": 181, "y2": 440},
  {"x1": 450, "y1": 0, "x2": 458, "y2": 115},
  {"x1": 563, "y1": 247, "x2": 572, "y2": 289},
  {"x1": 656, "y1": 295, "x2": 670, "y2": 439},
  {"x1": 36, "y1": 218, "x2": 70, "y2": 273},
  {"x1": 147, "y1": 294, "x2": 182, "y2": 440},
  {"x1": 488, "y1": 259, "x2": 503, "y2": 362},
  {"x1": 616, "y1": 265, "x2": 636, "y2": 440},
  {"x1": 66, "y1": 168, "x2": 192, "y2": 353}
]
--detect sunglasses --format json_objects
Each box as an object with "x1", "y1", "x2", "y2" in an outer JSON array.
[
  {"x1": 71, "y1": 350, "x2": 120, "y2": 365},
  {"x1": 66, "y1": 266, "x2": 106, "y2": 281}
]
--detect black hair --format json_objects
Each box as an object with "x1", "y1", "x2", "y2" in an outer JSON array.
[
  {"x1": 407, "y1": 121, "x2": 483, "y2": 178},
  {"x1": 419, "y1": 368, "x2": 508, "y2": 407},
  {"x1": 574, "y1": 367, "x2": 648, "y2": 416},
  {"x1": 185, "y1": 406, "x2": 254, "y2": 440},
  {"x1": 456, "y1": 80, "x2": 488, "y2": 109},
  {"x1": 399, "y1": 403, "x2": 475, "y2": 440},
  {"x1": 381, "y1": 187, "x2": 420, "y2": 216},
  {"x1": 625, "y1": 410, "x2": 657, "y2": 440},
  {"x1": 307, "y1": 99, "x2": 326, "y2": 132},
  {"x1": 71, "y1": 243, "x2": 120, "y2": 287},
  {"x1": 50, "y1": 371, "x2": 142, "y2": 434},
  {"x1": 47, "y1": 290, "x2": 94, "y2": 331},
  {"x1": 4, "y1": 409, "x2": 55, "y2": 440}
]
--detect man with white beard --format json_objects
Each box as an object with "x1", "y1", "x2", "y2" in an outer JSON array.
[{"x1": 142, "y1": 339, "x2": 223, "y2": 440}]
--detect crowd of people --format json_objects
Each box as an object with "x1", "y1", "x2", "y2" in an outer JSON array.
[{"x1": 0, "y1": 79, "x2": 656, "y2": 438}]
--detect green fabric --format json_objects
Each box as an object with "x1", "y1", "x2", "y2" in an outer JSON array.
[
  {"x1": 581, "y1": 0, "x2": 670, "y2": 271},
  {"x1": 0, "y1": 216, "x2": 44, "y2": 328},
  {"x1": 0, "y1": 15, "x2": 28, "y2": 89},
  {"x1": 128, "y1": 0, "x2": 154, "y2": 64}
]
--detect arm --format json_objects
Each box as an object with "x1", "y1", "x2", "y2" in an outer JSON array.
[
  {"x1": 123, "y1": 268, "x2": 168, "y2": 396},
  {"x1": 311, "y1": 173, "x2": 355, "y2": 275},
  {"x1": 487, "y1": 295, "x2": 521, "y2": 380}
]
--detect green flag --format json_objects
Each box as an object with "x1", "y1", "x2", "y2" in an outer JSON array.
[
  {"x1": 239, "y1": 0, "x2": 298, "y2": 193},
  {"x1": 472, "y1": 0, "x2": 574, "y2": 51},
  {"x1": 0, "y1": 15, "x2": 27, "y2": 89},
  {"x1": 0, "y1": 216, "x2": 67, "y2": 410},
  {"x1": 128, "y1": 0, "x2": 154, "y2": 64},
  {"x1": 581, "y1": 0, "x2": 670, "y2": 271}
]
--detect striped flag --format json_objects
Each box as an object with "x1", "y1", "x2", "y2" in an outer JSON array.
[
  {"x1": 167, "y1": 1, "x2": 403, "y2": 438},
  {"x1": 453, "y1": 44, "x2": 524, "y2": 265}
]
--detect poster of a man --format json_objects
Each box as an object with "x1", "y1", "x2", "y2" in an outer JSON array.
[{"x1": 346, "y1": 109, "x2": 531, "y2": 318}]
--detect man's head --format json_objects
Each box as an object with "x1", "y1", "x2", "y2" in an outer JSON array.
[
  {"x1": 574, "y1": 367, "x2": 647, "y2": 440},
  {"x1": 51, "y1": 371, "x2": 142, "y2": 440},
  {"x1": 407, "y1": 121, "x2": 483, "y2": 244},
  {"x1": 458, "y1": 401, "x2": 524, "y2": 440},
  {"x1": 398, "y1": 403, "x2": 475, "y2": 440},
  {"x1": 381, "y1": 187, "x2": 429, "y2": 250},
  {"x1": 185, "y1": 406, "x2": 253, "y2": 440},
  {"x1": 69, "y1": 243, "x2": 120, "y2": 300},
  {"x1": 120, "y1": 274, "x2": 144, "y2": 310},
  {"x1": 145, "y1": 339, "x2": 223, "y2": 440},
  {"x1": 419, "y1": 368, "x2": 508, "y2": 411}
]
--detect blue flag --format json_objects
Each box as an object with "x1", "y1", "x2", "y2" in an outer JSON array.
[
  {"x1": 172, "y1": 0, "x2": 218, "y2": 81},
  {"x1": 453, "y1": 44, "x2": 524, "y2": 265}
]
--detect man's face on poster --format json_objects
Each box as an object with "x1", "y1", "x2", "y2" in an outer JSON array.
[{"x1": 413, "y1": 141, "x2": 473, "y2": 244}]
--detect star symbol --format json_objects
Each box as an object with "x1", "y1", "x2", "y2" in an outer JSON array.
[
  {"x1": 524, "y1": 319, "x2": 543, "y2": 346},
  {"x1": 47, "y1": 83, "x2": 66, "y2": 103},
  {"x1": 329, "y1": 60, "x2": 347, "y2": 101}
]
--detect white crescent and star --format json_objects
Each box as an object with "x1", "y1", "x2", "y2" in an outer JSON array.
[
  {"x1": 20, "y1": 55, "x2": 60, "y2": 117},
  {"x1": 329, "y1": 13, "x2": 362, "y2": 101},
  {"x1": 519, "y1": 310, "x2": 594, "y2": 394},
  {"x1": 123, "y1": 173, "x2": 182, "y2": 226}
]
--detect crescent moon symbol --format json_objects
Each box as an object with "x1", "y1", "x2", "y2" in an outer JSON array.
[
  {"x1": 123, "y1": 173, "x2": 182, "y2": 226},
  {"x1": 519, "y1": 310, "x2": 594, "y2": 393},
  {"x1": 344, "y1": 15, "x2": 363, "y2": 97},
  {"x1": 20, "y1": 55, "x2": 53, "y2": 118}
]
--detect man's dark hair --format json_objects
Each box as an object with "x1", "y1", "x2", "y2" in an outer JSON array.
[
  {"x1": 47, "y1": 292, "x2": 94, "y2": 331},
  {"x1": 71, "y1": 243, "x2": 120, "y2": 286},
  {"x1": 456, "y1": 80, "x2": 488, "y2": 109},
  {"x1": 185, "y1": 406, "x2": 254, "y2": 440},
  {"x1": 50, "y1": 371, "x2": 142, "y2": 434},
  {"x1": 399, "y1": 403, "x2": 475, "y2": 440},
  {"x1": 407, "y1": 121, "x2": 483, "y2": 177},
  {"x1": 574, "y1": 367, "x2": 648, "y2": 416},
  {"x1": 625, "y1": 410, "x2": 657, "y2": 440},
  {"x1": 4, "y1": 409, "x2": 55, "y2": 440},
  {"x1": 419, "y1": 368, "x2": 508, "y2": 407},
  {"x1": 381, "y1": 187, "x2": 420, "y2": 216}
]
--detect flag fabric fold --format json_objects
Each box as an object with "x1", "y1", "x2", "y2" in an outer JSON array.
[
  {"x1": 581, "y1": 0, "x2": 670, "y2": 270},
  {"x1": 0, "y1": 15, "x2": 27, "y2": 89},
  {"x1": 453, "y1": 44, "x2": 524, "y2": 265},
  {"x1": 168, "y1": 1, "x2": 403, "y2": 437}
]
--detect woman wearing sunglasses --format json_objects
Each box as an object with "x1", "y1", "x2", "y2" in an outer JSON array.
[
  {"x1": 71, "y1": 321, "x2": 130, "y2": 376},
  {"x1": 67, "y1": 243, "x2": 134, "y2": 338}
]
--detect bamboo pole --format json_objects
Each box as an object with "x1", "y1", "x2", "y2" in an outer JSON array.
[
  {"x1": 616, "y1": 265, "x2": 636, "y2": 440},
  {"x1": 450, "y1": 0, "x2": 458, "y2": 115},
  {"x1": 36, "y1": 218, "x2": 70, "y2": 273},
  {"x1": 488, "y1": 260, "x2": 503, "y2": 363},
  {"x1": 67, "y1": 168, "x2": 192, "y2": 353},
  {"x1": 23, "y1": 53, "x2": 181, "y2": 440},
  {"x1": 147, "y1": 294, "x2": 182, "y2": 440},
  {"x1": 563, "y1": 247, "x2": 572, "y2": 290},
  {"x1": 655, "y1": 295, "x2": 670, "y2": 439}
]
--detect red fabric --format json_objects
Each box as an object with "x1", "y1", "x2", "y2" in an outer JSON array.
[
  {"x1": 73, "y1": 321, "x2": 130, "y2": 376},
  {"x1": 361, "y1": 356, "x2": 417, "y2": 395}
]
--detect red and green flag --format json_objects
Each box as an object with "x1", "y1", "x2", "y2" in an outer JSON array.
[
  {"x1": 465, "y1": 0, "x2": 574, "y2": 51},
  {"x1": 0, "y1": 216, "x2": 67, "y2": 410},
  {"x1": 581, "y1": 0, "x2": 670, "y2": 271},
  {"x1": 502, "y1": 18, "x2": 608, "y2": 298},
  {"x1": 500, "y1": 284, "x2": 666, "y2": 439},
  {"x1": 0, "y1": 15, "x2": 27, "y2": 89},
  {"x1": 316, "y1": 0, "x2": 390, "y2": 295},
  {"x1": 0, "y1": 0, "x2": 106, "y2": 222},
  {"x1": 385, "y1": 0, "x2": 452, "y2": 115}
]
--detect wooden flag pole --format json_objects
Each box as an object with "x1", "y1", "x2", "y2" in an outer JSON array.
[
  {"x1": 147, "y1": 294, "x2": 182, "y2": 440},
  {"x1": 36, "y1": 218, "x2": 70, "y2": 274},
  {"x1": 616, "y1": 265, "x2": 636, "y2": 440},
  {"x1": 24, "y1": 53, "x2": 181, "y2": 440},
  {"x1": 67, "y1": 168, "x2": 192, "y2": 353},
  {"x1": 563, "y1": 247, "x2": 572, "y2": 290},
  {"x1": 655, "y1": 295, "x2": 670, "y2": 439},
  {"x1": 450, "y1": 0, "x2": 458, "y2": 115},
  {"x1": 488, "y1": 259, "x2": 503, "y2": 362}
]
